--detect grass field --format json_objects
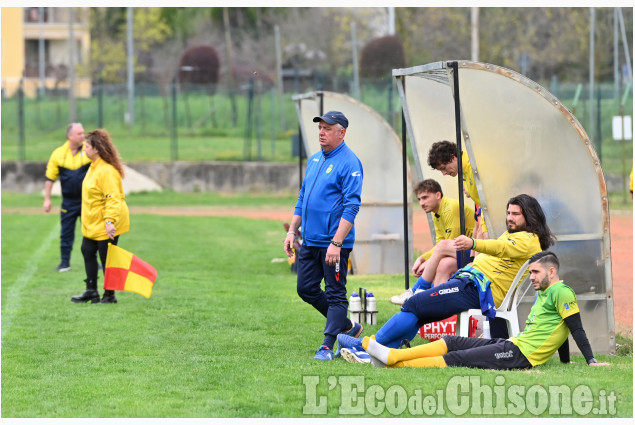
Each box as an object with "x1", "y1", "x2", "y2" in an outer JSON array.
[{"x1": 1, "y1": 193, "x2": 633, "y2": 418}]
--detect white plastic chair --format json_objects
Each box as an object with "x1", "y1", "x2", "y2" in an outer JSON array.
[{"x1": 456, "y1": 260, "x2": 532, "y2": 338}]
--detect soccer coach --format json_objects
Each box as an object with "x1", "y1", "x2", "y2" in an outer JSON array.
[{"x1": 284, "y1": 111, "x2": 364, "y2": 361}]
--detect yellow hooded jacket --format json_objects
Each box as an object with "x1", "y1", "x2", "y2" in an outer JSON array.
[{"x1": 81, "y1": 158, "x2": 130, "y2": 240}]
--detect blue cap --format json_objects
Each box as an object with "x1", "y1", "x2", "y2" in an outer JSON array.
[
  {"x1": 367, "y1": 293, "x2": 374, "y2": 297},
  {"x1": 313, "y1": 110, "x2": 349, "y2": 129},
  {"x1": 351, "y1": 292, "x2": 359, "y2": 297}
]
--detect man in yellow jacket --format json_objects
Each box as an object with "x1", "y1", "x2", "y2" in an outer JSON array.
[{"x1": 43, "y1": 123, "x2": 91, "y2": 271}]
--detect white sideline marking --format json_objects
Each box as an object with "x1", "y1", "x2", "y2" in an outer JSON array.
[{"x1": 1, "y1": 222, "x2": 59, "y2": 343}]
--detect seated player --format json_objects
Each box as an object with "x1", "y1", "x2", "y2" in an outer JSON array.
[
  {"x1": 337, "y1": 194, "x2": 556, "y2": 362},
  {"x1": 391, "y1": 179, "x2": 475, "y2": 305},
  {"x1": 346, "y1": 251, "x2": 610, "y2": 370}
]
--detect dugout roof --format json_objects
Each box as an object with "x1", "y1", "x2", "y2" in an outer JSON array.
[{"x1": 393, "y1": 61, "x2": 615, "y2": 354}]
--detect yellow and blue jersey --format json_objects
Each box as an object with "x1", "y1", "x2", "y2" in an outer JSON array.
[{"x1": 45, "y1": 141, "x2": 92, "y2": 199}]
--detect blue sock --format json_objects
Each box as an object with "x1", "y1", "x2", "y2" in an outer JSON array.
[
  {"x1": 412, "y1": 276, "x2": 432, "y2": 292},
  {"x1": 375, "y1": 311, "x2": 420, "y2": 348}
]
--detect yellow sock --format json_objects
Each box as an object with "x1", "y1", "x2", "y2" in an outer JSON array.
[
  {"x1": 390, "y1": 356, "x2": 447, "y2": 369},
  {"x1": 387, "y1": 338, "x2": 448, "y2": 365},
  {"x1": 361, "y1": 335, "x2": 376, "y2": 350}
]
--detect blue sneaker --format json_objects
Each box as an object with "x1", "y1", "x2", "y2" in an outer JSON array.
[
  {"x1": 337, "y1": 334, "x2": 364, "y2": 352},
  {"x1": 341, "y1": 347, "x2": 371, "y2": 364},
  {"x1": 314, "y1": 345, "x2": 334, "y2": 361},
  {"x1": 334, "y1": 322, "x2": 364, "y2": 357}
]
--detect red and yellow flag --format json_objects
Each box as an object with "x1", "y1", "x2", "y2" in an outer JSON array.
[{"x1": 104, "y1": 244, "x2": 157, "y2": 298}]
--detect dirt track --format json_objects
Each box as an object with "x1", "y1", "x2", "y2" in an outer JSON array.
[{"x1": 128, "y1": 205, "x2": 633, "y2": 337}]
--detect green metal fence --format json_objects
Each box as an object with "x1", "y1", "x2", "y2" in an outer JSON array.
[{"x1": 1, "y1": 78, "x2": 632, "y2": 178}]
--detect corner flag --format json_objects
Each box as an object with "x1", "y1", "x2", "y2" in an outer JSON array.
[{"x1": 104, "y1": 243, "x2": 157, "y2": 298}]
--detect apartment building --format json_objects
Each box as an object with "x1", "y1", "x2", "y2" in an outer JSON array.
[{"x1": 1, "y1": 7, "x2": 91, "y2": 98}]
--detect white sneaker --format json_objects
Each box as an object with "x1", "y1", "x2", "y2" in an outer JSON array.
[
  {"x1": 340, "y1": 347, "x2": 371, "y2": 364},
  {"x1": 414, "y1": 288, "x2": 425, "y2": 294},
  {"x1": 389, "y1": 288, "x2": 414, "y2": 305}
]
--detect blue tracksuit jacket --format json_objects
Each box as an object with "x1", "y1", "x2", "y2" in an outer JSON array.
[{"x1": 294, "y1": 141, "x2": 363, "y2": 248}]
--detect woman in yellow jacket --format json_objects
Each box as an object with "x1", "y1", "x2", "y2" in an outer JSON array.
[{"x1": 71, "y1": 129, "x2": 130, "y2": 304}]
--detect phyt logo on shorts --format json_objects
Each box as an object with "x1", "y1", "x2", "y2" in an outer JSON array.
[
  {"x1": 326, "y1": 164, "x2": 333, "y2": 174},
  {"x1": 351, "y1": 171, "x2": 361, "y2": 177}
]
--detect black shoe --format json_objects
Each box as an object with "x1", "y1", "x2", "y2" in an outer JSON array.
[
  {"x1": 71, "y1": 290, "x2": 100, "y2": 303},
  {"x1": 56, "y1": 263, "x2": 71, "y2": 272},
  {"x1": 100, "y1": 293, "x2": 118, "y2": 304}
]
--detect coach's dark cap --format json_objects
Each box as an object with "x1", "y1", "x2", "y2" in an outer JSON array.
[{"x1": 312, "y1": 110, "x2": 349, "y2": 129}]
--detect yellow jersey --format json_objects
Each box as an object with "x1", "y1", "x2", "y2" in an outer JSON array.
[
  {"x1": 461, "y1": 150, "x2": 479, "y2": 205},
  {"x1": 472, "y1": 230, "x2": 541, "y2": 306},
  {"x1": 461, "y1": 150, "x2": 487, "y2": 234},
  {"x1": 422, "y1": 196, "x2": 475, "y2": 260}
]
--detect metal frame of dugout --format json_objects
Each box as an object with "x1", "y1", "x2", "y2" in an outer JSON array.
[{"x1": 393, "y1": 60, "x2": 615, "y2": 355}]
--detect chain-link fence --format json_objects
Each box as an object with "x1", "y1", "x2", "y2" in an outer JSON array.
[{"x1": 1, "y1": 77, "x2": 632, "y2": 178}]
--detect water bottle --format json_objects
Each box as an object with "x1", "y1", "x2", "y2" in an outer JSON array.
[
  {"x1": 365, "y1": 292, "x2": 377, "y2": 325},
  {"x1": 348, "y1": 292, "x2": 362, "y2": 324}
]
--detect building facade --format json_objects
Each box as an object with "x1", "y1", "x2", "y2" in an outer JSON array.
[{"x1": 1, "y1": 7, "x2": 91, "y2": 98}]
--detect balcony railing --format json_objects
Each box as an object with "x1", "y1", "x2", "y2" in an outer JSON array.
[{"x1": 23, "y1": 7, "x2": 88, "y2": 25}]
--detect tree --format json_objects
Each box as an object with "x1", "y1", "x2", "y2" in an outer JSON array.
[
  {"x1": 160, "y1": 7, "x2": 200, "y2": 47},
  {"x1": 90, "y1": 7, "x2": 172, "y2": 83},
  {"x1": 178, "y1": 45, "x2": 220, "y2": 85},
  {"x1": 360, "y1": 35, "x2": 405, "y2": 79},
  {"x1": 394, "y1": 7, "x2": 633, "y2": 84}
]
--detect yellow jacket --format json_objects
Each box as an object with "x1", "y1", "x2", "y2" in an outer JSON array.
[{"x1": 81, "y1": 158, "x2": 130, "y2": 240}]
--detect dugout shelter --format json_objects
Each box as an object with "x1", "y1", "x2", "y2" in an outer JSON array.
[
  {"x1": 393, "y1": 61, "x2": 615, "y2": 354},
  {"x1": 293, "y1": 91, "x2": 413, "y2": 276}
]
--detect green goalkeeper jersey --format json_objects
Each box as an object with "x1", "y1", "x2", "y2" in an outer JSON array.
[{"x1": 510, "y1": 281, "x2": 580, "y2": 366}]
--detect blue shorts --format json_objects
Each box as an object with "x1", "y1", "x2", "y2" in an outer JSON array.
[{"x1": 401, "y1": 275, "x2": 480, "y2": 328}]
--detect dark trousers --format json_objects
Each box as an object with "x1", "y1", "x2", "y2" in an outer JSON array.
[
  {"x1": 81, "y1": 236, "x2": 119, "y2": 290},
  {"x1": 402, "y1": 275, "x2": 510, "y2": 339},
  {"x1": 60, "y1": 198, "x2": 82, "y2": 266},
  {"x1": 442, "y1": 335, "x2": 532, "y2": 370},
  {"x1": 296, "y1": 244, "x2": 352, "y2": 349}
]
